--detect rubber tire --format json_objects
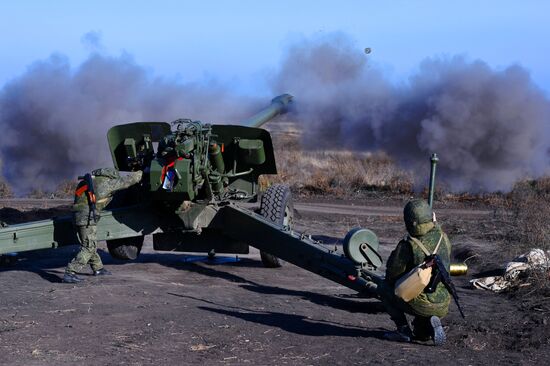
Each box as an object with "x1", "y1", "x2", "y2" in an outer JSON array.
[
  {"x1": 259, "y1": 184, "x2": 293, "y2": 268},
  {"x1": 106, "y1": 236, "x2": 145, "y2": 260},
  {"x1": 0, "y1": 254, "x2": 17, "y2": 267}
]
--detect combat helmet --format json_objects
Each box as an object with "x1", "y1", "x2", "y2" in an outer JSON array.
[
  {"x1": 403, "y1": 199, "x2": 434, "y2": 237},
  {"x1": 91, "y1": 167, "x2": 120, "y2": 179}
]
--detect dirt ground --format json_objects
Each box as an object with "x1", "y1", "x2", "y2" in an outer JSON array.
[{"x1": 1, "y1": 197, "x2": 549, "y2": 365}]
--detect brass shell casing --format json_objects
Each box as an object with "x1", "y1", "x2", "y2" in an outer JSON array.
[{"x1": 450, "y1": 263, "x2": 468, "y2": 276}]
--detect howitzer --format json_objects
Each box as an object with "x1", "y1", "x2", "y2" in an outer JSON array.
[{"x1": 0, "y1": 94, "x2": 385, "y2": 295}]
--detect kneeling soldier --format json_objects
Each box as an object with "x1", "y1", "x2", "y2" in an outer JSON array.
[
  {"x1": 378, "y1": 199, "x2": 452, "y2": 345},
  {"x1": 63, "y1": 168, "x2": 142, "y2": 283}
]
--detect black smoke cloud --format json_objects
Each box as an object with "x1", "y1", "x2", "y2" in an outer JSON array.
[
  {"x1": 0, "y1": 52, "x2": 260, "y2": 193},
  {"x1": 272, "y1": 34, "x2": 550, "y2": 192},
  {"x1": 1, "y1": 33, "x2": 549, "y2": 193}
]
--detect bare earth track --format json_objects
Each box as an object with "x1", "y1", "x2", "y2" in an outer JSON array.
[{"x1": 0, "y1": 198, "x2": 548, "y2": 365}]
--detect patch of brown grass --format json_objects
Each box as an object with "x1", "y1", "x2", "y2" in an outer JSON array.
[
  {"x1": 52, "y1": 179, "x2": 77, "y2": 199},
  {"x1": 3, "y1": 179, "x2": 76, "y2": 199},
  {"x1": 264, "y1": 149, "x2": 413, "y2": 196},
  {"x1": 505, "y1": 177, "x2": 550, "y2": 251},
  {"x1": 0, "y1": 178, "x2": 13, "y2": 198},
  {"x1": 261, "y1": 121, "x2": 413, "y2": 197},
  {"x1": 27, "y1": 188, "x2": 50, "y2": 199}
]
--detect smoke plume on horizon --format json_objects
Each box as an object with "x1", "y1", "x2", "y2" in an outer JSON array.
[
  {"x1": 0, "y1": 52, "x2": 260, "y2": 193},
  {"x1": 272, "y1": 34, "x2": 550, "y2": 192},
  {"x1": 1, "y1": 33, "x2": 549, "y2": 194}
]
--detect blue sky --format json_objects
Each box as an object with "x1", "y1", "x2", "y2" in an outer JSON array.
[{"x1": 1, "y1": 0, "x2": 549, "y2": 94}]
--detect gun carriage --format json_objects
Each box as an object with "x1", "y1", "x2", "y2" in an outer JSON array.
[{"x1": 0, "y1": 95, "x2": 384, "y2": 294}]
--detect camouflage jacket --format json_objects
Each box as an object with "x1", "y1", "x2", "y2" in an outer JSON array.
[
  {"x1": 385, "y1": 225, "x2": 452, "y2": 317},
  {"x1": 73, "y1": 171, "x2": 143, "y2": 226}
]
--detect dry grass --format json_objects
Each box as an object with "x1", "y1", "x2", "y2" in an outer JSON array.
[
  {"x1": 262, "y1": 125, "x2": 414, "y2": 197},
  {"x1": 261, "y1": 121, "x2": 412, "y2": 196},
  {"x1": 488, "y1": 177, "x2": 550, "y2": 294},
  {"x1": 504, "y1": 177, "x2": 550, "y2": 251},
  {"x1": 267, "y1": 149, "x2": 413, "y2": 196},
  {"x1": 0, "y1": 178, "x2": 13, "y2": 198},
  {"x1": 27, "y1": 188, "x2": 50, "y2": 199},
  {"x1": 0, "y1": 179, "x2": 76, "y2": 199},
  {"x1": 52, "y1": 179, "x2": 77, "y2": 199}
]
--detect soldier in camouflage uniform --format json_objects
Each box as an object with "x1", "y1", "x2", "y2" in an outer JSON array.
[
  {"x1": 63, "y1": 168, "x2": 142, "y2": 283},
  {"x1": 378, "y1": 199, "x2": 451, "y2": 346}
]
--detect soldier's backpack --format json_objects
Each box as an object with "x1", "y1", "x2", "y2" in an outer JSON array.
[{"x1": 394, "y1": 234, "x2": 443, "y2": 302}]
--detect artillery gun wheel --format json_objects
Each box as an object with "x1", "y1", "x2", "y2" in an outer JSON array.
[
  {"x1": 106, "y1": 236, "x2": 145, "y2": 260},
  {"x1": 259, "y1": 184, "x2": 293, "y2": 268},
  {"x1": 0, "y1": 254, "x2": 18, "y2": 267}
]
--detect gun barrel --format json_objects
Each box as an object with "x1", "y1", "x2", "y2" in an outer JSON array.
[{"x1": 240, "y1": 94, "x2": 293, "y2": 128}]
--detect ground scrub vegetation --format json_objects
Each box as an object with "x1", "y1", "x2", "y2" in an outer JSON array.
[
  {"x1": 264, "y1": 125, "x2": 414, "y2": 196},
  {"x1": 265, "y1": 150, "x2": 414, "y2": 196},
  {"x1": 0, "y1": 121, "x2": 548, "y2": 256},
  {"x1": 0, "y1": 178, "x2": 12, "y2": 198},
  {"x1": 505, "y1": 177, "x2": 550, "y2": 252}
]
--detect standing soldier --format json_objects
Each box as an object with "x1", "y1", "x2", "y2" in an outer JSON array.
[
  {"x1": 63, "y1": 168, "x2": 142, "y2": 283},
  {"x1": 378, "y1": 199, "x2": 452, "y2": 346}
]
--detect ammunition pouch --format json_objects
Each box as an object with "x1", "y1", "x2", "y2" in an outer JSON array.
[{"x1": 394, "y1": 234, "x2": 443, "y2": 302}]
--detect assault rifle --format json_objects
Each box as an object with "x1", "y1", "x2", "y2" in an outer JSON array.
[
  {"x1": 78, "y1": 173, "x2": 98, "y2": 223},
  {"x1": 426, "y1": 254, "x2": 466, "y2": 318}
]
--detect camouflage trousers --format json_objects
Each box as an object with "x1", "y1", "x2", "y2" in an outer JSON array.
[
  {"x1": 376, "y1": 280, "x2": 435, "y2": 339},
  {"x1": 65, "y1": 225, "x2": 103, "y2": 274}
]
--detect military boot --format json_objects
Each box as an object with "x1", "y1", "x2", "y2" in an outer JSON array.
[
  {"x1": 411, "y1": 316, "x2": 433, "y2": 342},
  {"x1": 383, "y1": 325, "x2": 413, "y2": 343},
  {"x1": 63, "y1": 272, "x2": 83, "y2": 283},
  {"x1": 93, "y1": 268, "x2": 112, "y2": 276},
  {"x1": 430, "y1": 316, "x2": 446, "y2": 346}
]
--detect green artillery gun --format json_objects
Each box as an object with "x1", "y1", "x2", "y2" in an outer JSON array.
[{"x1": 0, "y1": 94, "x2": 383, "y2": 293}]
